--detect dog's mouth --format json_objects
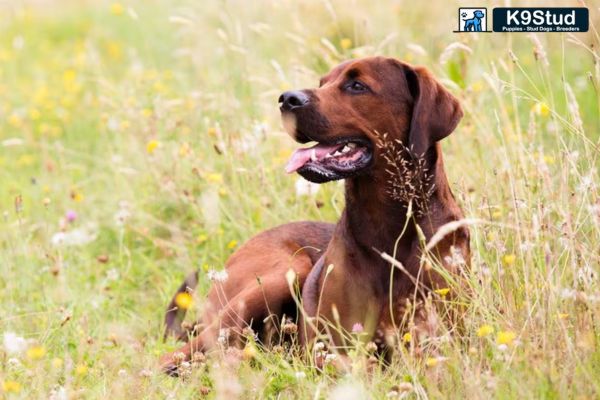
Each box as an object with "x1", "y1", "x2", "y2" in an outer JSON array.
[{"x1": 285, "y1": 137, "x2": 373, "y2": 183}]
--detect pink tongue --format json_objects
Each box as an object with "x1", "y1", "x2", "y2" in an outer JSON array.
[{"x1": 285, "y1": 143, "x2": 341, "y2": 173}]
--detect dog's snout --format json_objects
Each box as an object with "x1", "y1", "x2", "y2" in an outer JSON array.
[{"x1": 279, "y1": 90, "x2": 309, "y2": 111}]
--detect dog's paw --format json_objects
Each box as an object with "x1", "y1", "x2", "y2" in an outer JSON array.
[{"x1": 159, "y1": 351, "x2": 186, "y2": 377}]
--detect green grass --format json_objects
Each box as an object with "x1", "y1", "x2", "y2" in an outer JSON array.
[{"x1": 1, "y1": 0, "x2": 599, "y2": 398}]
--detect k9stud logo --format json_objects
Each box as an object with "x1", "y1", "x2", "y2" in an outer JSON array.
[{"x1": 493, "y1": 7, "x2": 588, "y2": 32}]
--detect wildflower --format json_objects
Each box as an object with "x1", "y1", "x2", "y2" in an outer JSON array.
[
  {"x1": 3, "y1": 332, "x2": 28, "y2": 354},
  {"x1": 340, "y1": 38, "x2": 353, "y2": 50},
  {"x1": 51, "y1": 358, "x2": 63, "y2": 369},
  {"x1": 51, "y1": 225, "x2": 98, "y2": 246},
  {"x1": 496, "y1": 330, "x2": 516, "y2": 346},
  {"x1": 197, "y1": 234, "x2": 208, "y2": 244},
  {"x1": 71, "y1": 190, "x2": 84, "y2": 202},
  {"x1": 557, "y1": 313, "x2": 569, "y2": 320},
  {"x1": 2, "y1": 380, "x2": 21, "y2": 393},
  {"x1": 532, "y1": 102, "x2": 550, "y2": 117},
  {"x1": 207, "y1": 269, "x2": 228, "y2": 283},
  {"x1": 282, "y1": 321, "x2": 298, "y2": 335},
  {"x1": 65, "y1": 210, "x2": 77, "y2": 223},
  {"x1": 205, "y1": 173, "x2": 223, "y2": 183},
  {"x1": 477, "y1": 324, "x2": 494, "y2": 337},
  {"x1": 242, "y1": 343, "x2": 257, "y2": 360},
  {"x1": 365, "y1": 341, "x2": 378, "y2": 353},
  {"x1": 351, "y1": 323, "x2": 364, "y2": 333},
  {"x1": 402, "y1": 332, "x2": 412, "y2": 343},
  {"x1": 43, "y1": 197, "x2": 51, "y2": 207},
  {"x1": 425, "y1": 356, "x2": 448, "y2": 367},
  {"x1": 502, "y1": 254, "x2": 516, "y2": 266},
  {"x1": 434, "y1": 288, "x2": 450, "y2": 297},
  {"x1": 139, "y1": 369, "x2": 153, "y2": 378},
  {"x1": 227, "y1": 240, "x2": 237, "y2": 249},
  {"x1": 174, "y1": 292, "x2": 193, "y2": 310},
  {"x1": 26, "y1": 345, "x2": 46, "y2": 360},
  {"x1": 110, "y1": 2, "x2": 124, "y2": 15},
  {"x1": 146, "y1": 139, "x2": 160, "y2": 154},
  {"x1": 75, "y1": 364, "x2": 88, "y2": 376},
  {"x1": 7, "y1": 358, "x2": 21, "y2": 368}
]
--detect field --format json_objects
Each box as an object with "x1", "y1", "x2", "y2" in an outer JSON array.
[{"x1": 1, "y1": 0, "x2": 599, "y2": 398}]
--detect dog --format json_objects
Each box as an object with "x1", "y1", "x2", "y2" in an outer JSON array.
[
  {"x1": 160, "y1": 56, "x2": 469, "y2": 374},
  {"x1": 463, "y1": 10, "x2": 484, "y2": 32}
]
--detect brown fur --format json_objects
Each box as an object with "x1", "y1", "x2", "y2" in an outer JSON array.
[{"x1": 160, "y1": 57, "x2": 470, "y2": 374}]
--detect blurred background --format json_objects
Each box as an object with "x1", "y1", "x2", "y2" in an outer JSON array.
[{"x1": 1, "y1": 0, "x2": 599, "y2": 398}]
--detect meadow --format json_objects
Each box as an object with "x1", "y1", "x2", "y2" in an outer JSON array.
[{"x1": 1, "y1": 0, "x2": 599, "y2": 398}]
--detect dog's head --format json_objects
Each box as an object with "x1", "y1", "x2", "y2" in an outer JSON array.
[
  {"x1": 473, "y1": 10, "x2": 484, "y2": 18},
  {"x1": 280, "y1": 56, "x2": 462, "y2": 183}
]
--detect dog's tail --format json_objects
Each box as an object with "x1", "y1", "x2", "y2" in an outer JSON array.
[{"x1": 163, "y1": 270, "x2": 199, "y2": 341}]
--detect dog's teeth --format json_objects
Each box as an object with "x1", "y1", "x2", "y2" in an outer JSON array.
[
  {"x1": 310, "y1": 149, "x2": 317, "y2": 161},
  {"x1": 347, "y1": 142, "x2": 357, "y2": 149},
  {"x1": 333, "y1": 151, "x2": 342, "y2": 156},
  {"x1": 341, "y1": 145, "x2": 350, "y2": 153}
]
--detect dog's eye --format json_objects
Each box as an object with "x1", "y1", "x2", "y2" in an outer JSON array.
[{"x1": 345, "y1": 80, "x2": 368, "y2": 94}]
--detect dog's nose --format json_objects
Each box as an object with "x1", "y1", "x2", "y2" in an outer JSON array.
[{"x1": 278, "y1": 91, "x2": 310, "y2": 111}]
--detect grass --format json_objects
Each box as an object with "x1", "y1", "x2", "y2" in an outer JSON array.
[{"x1": 1, "y1": 0, "x2": 599, "y2": 398}]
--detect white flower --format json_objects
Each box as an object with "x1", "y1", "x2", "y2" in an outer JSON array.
[
  {"x1": 207, "y1": 269, "x2": 228, "y2": 282},
  {"x1": 49, "y1": 386, "x2": 68, "y2": 400},
  {"x1": 294, "y1": 371, "x2": 306, "y2": 379},
  {"x1": 3, "y1": 332, "x2": 28, "y2": 354},
  {"x1": 114, "y1": 200, "x2": 131, "y2": 226},
  {"x1": 51, "y1": 225, "x2": 98, "y2": 247},
  {"x1": 7, "y1": 358, "x2": 21, "y2": 367},
  {"x1": 106, "y1": 268, "x2": 120, "y2": 281},
  {"x1": 295, "y1": 177, "x2": 320, "y2": 197}
]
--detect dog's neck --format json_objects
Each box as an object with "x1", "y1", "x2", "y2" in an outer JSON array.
[{"x1": 341, "y1": 143, "x2": 453, "y2": 259}]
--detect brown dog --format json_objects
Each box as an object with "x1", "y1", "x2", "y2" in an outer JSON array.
[{"x1": 160, "y1": 56, "x2": 469, "y2": 374}]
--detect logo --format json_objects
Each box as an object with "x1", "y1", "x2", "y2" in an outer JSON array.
[
  {"x1": 492, "y1": 8, "x2": 588, "y2": 32},
  {"x1": 455, "y1": 8, "x2": 490, "y2": 32}
]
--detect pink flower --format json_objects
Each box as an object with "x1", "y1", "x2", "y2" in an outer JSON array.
[
  {"x1": 65, "y1": 210, "x2": 77, "y2": 223},
  {"x1": 351, "y1": 323, "x2": 364, "y2": 333}
]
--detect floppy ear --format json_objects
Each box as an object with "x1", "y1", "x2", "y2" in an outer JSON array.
[{"x1": 403, "y1": 65, "x2": 463, "y2": 156}]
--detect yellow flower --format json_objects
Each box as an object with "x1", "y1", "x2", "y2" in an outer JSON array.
[
  {"x1": 402, "y1": 332, "x2": 412, "y2": 343},
  {"x1": 51, "y1": 357, "x2": 64, "y2": 369},
  {"x1": 557, "y1": 313, "x2": 569, "y2": 320},
  {"x1": 340, "y1": 38, "x2": 353, "y2": 50},
  {"x1": 491, "y1": 209, "x2": 502, "y2": 219},
  {"x1": 502, "y1": 254, "x2": 516, "y2": 266},
  {"x1": 179, "y1": 142, "x2": 191, "y2": 156},
  {"x1": 434, "y1": 288, "x2": 450, "y2": 297},
  {"x1": 425, "y1": 357, "x2": 447, "y2": 367},
  {"x1": 72, "y1": 190, "x2": 84, "y2": 202},
  {"x1": 227, "y1": 240, "x2": 237, "y2": 249},
  {"x1": 175, "y1": 292, "x2": 193, "y2": 310},
  {"x1": 242, "y1": 343, "x2": 257, "y2": 360},
  {"x1": 75, "y1": 364, "x2": 88, "y2": 376},
  {"x1": 197, "y1": 234, "x2": 208, "y2": 244},
  {"x1": 205, "y1": 173, "x2": 223, "y2": 183},
  {"x1": 543, "y1": 155, "x2": 555, "y2": 165},
  {"x1": 532, "y1": 102, "x2": 550, "y2": 117},
  {"x1": 26, "y1": 345, "x2": 46, "y2": 360},
  {"x1": 2, "y1": 380, "x2": 21, "y2": 393},
  {"x1": 207, "y1": 127, "x2": 217, "y2": 137},
  {"x1": 496, "y1": 330, "x2": 516, "y2": 346},
  {"x1": 110, "y1": 2, "x2": 124, "y2": 15},
  {"x1": 476, "y1": 324, "x2": 494, "y2": 337},
  {"x1": 146, "y1": 139, "x2": 160, "y2": 154}
]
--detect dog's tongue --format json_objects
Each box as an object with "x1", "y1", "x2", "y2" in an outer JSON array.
[{"x1": 285, "y1": 143, "x2": 340, "y2": 173}]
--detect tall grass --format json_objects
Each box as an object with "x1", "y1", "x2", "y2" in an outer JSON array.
[{"x1": 0, "y1": 0, "x2": 599, "y2": 398}]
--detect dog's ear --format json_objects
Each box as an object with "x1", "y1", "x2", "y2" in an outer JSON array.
[{"x1": 402, "y1": 64, "x2": 463, "y2": 156}]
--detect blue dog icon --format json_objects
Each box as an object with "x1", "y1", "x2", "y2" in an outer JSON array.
[{"x1": 463, "y1": 10, "x2": 484, "y2": 31}]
